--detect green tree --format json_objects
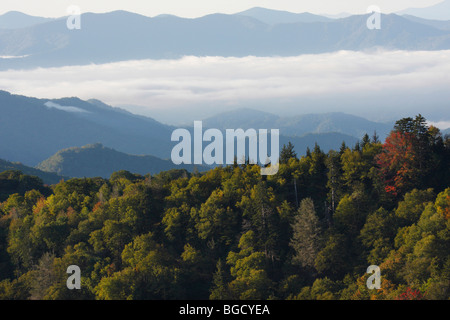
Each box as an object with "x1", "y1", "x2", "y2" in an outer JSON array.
[
  {"x1": 333, "y1": 191, "x2": 371, "y2": 237},
  {"x1": 210, "y1": 258, "x2": 232, "y2": 300},
  {"x1": 97, "y1": 232, "x2": 181, "y2": 299},
  {"x1": 226, "y1": 231, "x2": 274, "y2": 299},
  {"x1": 359, "y1": 207, "x2": 397, "y2": 265},
  {"x1": 315, "y1": 233, "x2": 352, "y2": 279}
]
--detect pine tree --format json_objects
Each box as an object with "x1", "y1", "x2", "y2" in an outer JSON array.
[
  {"x1": 372, "y1": 131, "x2": 380, "y2": 144},
  {"x1": 210, "y1": 259, "x2": 230, "y2": 300},
  {"x1": 361, "y1": 134, "x2": 370, "y2": 149},
  {"x1": 280, "y1": 142, "x2": 297, "y2": 164},
  {"x1": 290, "y1": 198, "x2": 322, "y2": 271}
]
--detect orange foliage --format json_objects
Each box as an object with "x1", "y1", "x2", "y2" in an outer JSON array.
[
  {"x1": 33, "y1": 197, "x2": 46, "y2": 215},
  {"x1": 440, "y1": 195, "x2": 450, "y2": 220},
  {"x1": 93, "y1": 201, "x2": 103, "y2": 213},
  {"x1": 376, "y1": 132, "x2": 418, "y2": 196}
]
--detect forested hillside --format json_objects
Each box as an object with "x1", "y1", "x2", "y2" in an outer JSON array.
[
  {"x1": 0, "y1": 115, "x2": 448, "y2": 300},
  {"x1": 36, "y1": 143, "x2": 206, "y2": 178},
  {"x1": 0, "y1": 159, "x2": 64, "y2": 185}
]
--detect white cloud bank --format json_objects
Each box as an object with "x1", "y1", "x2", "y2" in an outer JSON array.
[{"x1": 0, "y1": 50, "x2": 449, "y2": 125}]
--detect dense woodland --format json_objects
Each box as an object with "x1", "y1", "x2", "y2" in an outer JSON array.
[{"x1": 0, "y1": 115, "x2": 449, "y2": 300}]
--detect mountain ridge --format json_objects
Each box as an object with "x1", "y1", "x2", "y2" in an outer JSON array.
[
  {"x1": 36, "y1": 143, "x2": 205, "y2": 178},
  {"x1": 235, "y1": 7, "x2": 333, "y2": 25},
  {"x1": 0, "y1": 90, "x2": 175, "y2": 166},
  {"x1": 202, "y1": 108, "x2": 393, "y2": 141},
  {"x1": 0, "y1": 11, "x2": 55, "y2": 29},
  {"x1": 1, "y1": 11, "x2": 450, "y2": 70},
  {"x1": 397, "y1": 0, "x2": 450, "y2": 21},
  {"x1": 0, "y1": 158, "x2": 65, "y2": 185},
  {"x1": 1, "y1": 90, "x2": 370, "y2": 168},
  {"x1": 402, "y1": 14, "x2": 450, "y2": 31}
]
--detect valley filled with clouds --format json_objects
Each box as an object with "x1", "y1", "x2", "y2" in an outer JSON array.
[{"x1": 1, "y1": 49, "x2": 449, "y2": 125}]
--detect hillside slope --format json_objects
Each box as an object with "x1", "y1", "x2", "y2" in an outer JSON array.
[
  {"x1": 0, "y1": 158, "x2": 64, "y2": 185},
  {"x1": 0, "y1": 90, "x2": 174, "y2": 166},
  {"x1": 36, "y1": 143, "x2": 206, "y2": 178}
]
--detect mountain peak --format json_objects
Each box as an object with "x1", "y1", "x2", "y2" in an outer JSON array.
[
  {"x1": 0, "y1": 11, "x2": 36, "y2": 18},
  {"x1": 82, "y1": 143, "x2": 104, "y2": 149},
  {"x1": 0, "y1": 11, "x2": 54, "y2": 29},
  {"x1": 235, "y1": 7, "x2": 332, "y2": 24}
]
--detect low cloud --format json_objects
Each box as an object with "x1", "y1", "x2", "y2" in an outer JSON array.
[
  {"x1": 1, "y1": 50, "x2": 450, "y2": 124},
  {"x1": 44, "y1": 101, "x2": 91, "y2": 113},
  {"x1": 428, "y1": 121, "x2": 450, "y2": 130}
]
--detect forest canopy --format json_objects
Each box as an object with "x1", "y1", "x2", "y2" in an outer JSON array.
[{"x1": 0, "y1": 115, "x2": 449, "y2": 300}]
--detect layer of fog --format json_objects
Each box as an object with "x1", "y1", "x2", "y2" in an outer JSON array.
[{"x1": 1, "y1": 50, "x2": 449, "y2": 127}]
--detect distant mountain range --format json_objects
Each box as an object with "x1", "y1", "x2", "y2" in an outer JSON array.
[
  {"x1": 30, "y1": 134, "x2": 360, "y2": 179},
  {"x1": 0, "y1": 90, "x2": 174, "y2": 166},
  {"x1": 202, "y1": 108, "x2": 393, "y2": 141},
  {"x1": 0, "y1": 11, "x2": 55, "y2": 29},
  {"x1": 397, "y1": 0, "x2": 450, "y2": 21},
  {"x1": 3, "y1": 90, "x2": 446, "y2": 180},
  {"x1": 402, "y1": 15, "x2": 450, "y2": 31},
  {"x1": 36, "y1": 143, "x2": 204, "y2": 179},
  {"x1": 0, "y1": 90, "x2": 388, "y2": 171},
  {"x1": 1, "y1": 10, "x2": 450, "y2": 70},
  {"x1": 236, "y1": 7, "x2": 333, "y2": 25}
]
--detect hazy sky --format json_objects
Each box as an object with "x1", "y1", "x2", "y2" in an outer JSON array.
[{"x1": 0, "y1": 0, "x2": 444, "y2": 18}]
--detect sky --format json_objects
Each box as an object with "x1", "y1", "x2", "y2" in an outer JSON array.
[{"x1": 0, "y1": 0, "x2": 444, "y2": 18}]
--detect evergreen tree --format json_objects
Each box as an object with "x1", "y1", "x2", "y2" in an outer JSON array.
[
  {"x1": 290, "y1": 198, "x2": 322, "y2": 271},
  {"x1": 280, "y1": 142, "x2": 297, "y2": 165}
]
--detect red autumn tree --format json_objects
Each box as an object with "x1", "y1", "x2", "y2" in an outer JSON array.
[
  {"x1": 376, "y1": 115, "x2": 437, "y2": 197},
  {"x1": 376, "y1": 131, "x2": 417, "y2": 196},
  {"x1": 395, "y1": 287, "x2": 425, "y2": 300}
]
